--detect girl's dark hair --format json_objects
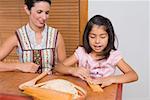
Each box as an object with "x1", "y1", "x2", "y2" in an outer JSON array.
[
  {"x1": 83, "y1": 15, "x2": 118, "y2": 59},
  {"x1": 25, "y1": 0, "x2": 51, "y2": 10}
]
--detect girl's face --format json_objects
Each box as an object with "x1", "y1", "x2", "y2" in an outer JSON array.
[
  {"x1": 27, "y1": 1, "x2": 50, "y2": 29},
  {"x1": 89, "y1": 25, "x2": 108, "y2": 54}
]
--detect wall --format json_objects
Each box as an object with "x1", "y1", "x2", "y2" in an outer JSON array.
[{"x1": 88, "y1": 0, "x2": 149, "y2": 100}]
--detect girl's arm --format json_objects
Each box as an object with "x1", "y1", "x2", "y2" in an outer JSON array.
[
  {"x1": 90, "y1": 59, "x2": 138, "y2": 87},
  {"x1": 0, "y1": 34, "x2": 39, "y2": 73},
  {"x1": 54, "y1": 54, "x2": 78, "y2": 75},
  {"x1": 112, "y1": 59, "x2": 138, "y2": 83},
  {"x1": 54, "y1": 54, "x2": 91, "y2": 80}
]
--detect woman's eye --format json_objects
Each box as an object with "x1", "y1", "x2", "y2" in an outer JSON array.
[
  {"x1": 37, "y1": 10, "x2": 42, "y2": 14},
  {"x1": 45, "y1": 11, "x2": 49, "y2": 15}
]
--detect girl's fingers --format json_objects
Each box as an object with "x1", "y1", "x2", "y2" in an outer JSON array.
[
  {"x1": 77, "y1": 74, "x2": 85, "y2": 80},
  {"x1": 101, "y1": 83, "x2": 105, "y2": 88}
]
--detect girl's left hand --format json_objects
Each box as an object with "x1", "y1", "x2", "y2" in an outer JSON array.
[{"x1": 90, "y1": 76, "x2": 115, "y2": 88}]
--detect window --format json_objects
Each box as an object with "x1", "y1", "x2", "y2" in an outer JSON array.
[{"x1": 0, "y1": 0, "x2": 88, "y2": 62}]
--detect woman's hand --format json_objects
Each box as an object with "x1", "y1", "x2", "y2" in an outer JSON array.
[
  {"x1": 71, "y1": 67, "x2": 91, "y2": 80},
  {"x1": 19, "y1": 79, "x2": 37, "y2": 90},
  {"x1": 90, "y1": 76, "x2": 115, "y2": 88},
  {"x1": 16, "y1": 62, "x2": 39, "y2": 73}
]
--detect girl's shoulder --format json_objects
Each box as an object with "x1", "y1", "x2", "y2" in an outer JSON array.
[
  {"x1": 107, "y1": 50, "x2": 123, "y2": 65},
  {"x1": 110, "y1": 50, "x2": 121, "y2": 56},
  {"x1": 74, "y1": 46, "x2": 87, "y2": 59},
  {"x1": 75, "y1": 46, "x2": 86, "y2": 54}
]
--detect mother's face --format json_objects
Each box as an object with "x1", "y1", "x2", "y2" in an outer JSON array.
[{"x1": 26, "y1": 1, "x2": 51, "y2": 28}]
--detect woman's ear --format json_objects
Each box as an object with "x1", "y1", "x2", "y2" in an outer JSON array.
[{"x1": 24, "y1": 5, "x2": 30, "y2": 15}]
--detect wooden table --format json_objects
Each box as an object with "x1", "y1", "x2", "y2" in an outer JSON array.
[{"x1": 0, "y1": 72, "x2": 122, "y2": 100}]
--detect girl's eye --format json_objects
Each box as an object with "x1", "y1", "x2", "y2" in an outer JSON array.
[
  {"x1": 100, "y1": 35, "x2": 107, "y2": 38},
  {"x1": 101, "y1": 36, "x2": 106, "y2": 38},
  {"x1": 89, "y1": 35, "x2": 95, "y2": 38}
]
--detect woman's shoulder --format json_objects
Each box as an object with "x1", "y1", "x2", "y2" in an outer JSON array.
[
  {"x1": 47, "y1": 26, "x2": 58, "y2": 31},
  {"x1": 17, "y1": 24, "x2": 27, "y2": 30},
  {"x1": 47, "y1": 26, "x2": 59, "y2": 37},
  {"x1": 3, "y1": 33, "x2": 18, "y2": 47}
]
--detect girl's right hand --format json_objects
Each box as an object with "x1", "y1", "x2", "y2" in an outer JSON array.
[
  {"x1": 16, "y1": 62, "x2": 39, "y2": 73},
  {"x1": 71, "y1": 67, "x2": 91, "y2": 80}
]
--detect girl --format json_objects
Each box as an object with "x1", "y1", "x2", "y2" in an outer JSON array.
[
  {"x1": 0, "y1": 0, "x2": 66, "y2": 73},
  {"x1": 54, "y1": 15, "x2": 138, "y2": 87}
]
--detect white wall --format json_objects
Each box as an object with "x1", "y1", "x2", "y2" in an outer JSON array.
[{"x1": 88, "y1": 0, "x2": 149, "y2": 100}]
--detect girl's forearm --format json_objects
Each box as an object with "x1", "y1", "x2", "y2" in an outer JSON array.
[
  {"x1": 113, "y1": 71, "x2": 138, "y2": 84},
  {"x1": 54, "y1": 63, "x2": 75, "y2": 75}
]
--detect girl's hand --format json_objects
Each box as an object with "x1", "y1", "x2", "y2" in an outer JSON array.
[
  {"x1": 71, "y1": 67, "x2": 91, "y2": 80},
  {"x1": 19, "y1": 79, "x2": 37, "y2": 90},
  {"x1": 90, "y1": 76, "x2": 115, "y2": 88},
  {"x1": 16, "y1": 62, "x2": 39, "y2": 73}
]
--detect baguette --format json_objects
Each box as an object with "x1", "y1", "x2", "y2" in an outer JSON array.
[{"x1": 87, "y1": 83, "x2": 103, "y2": 92}]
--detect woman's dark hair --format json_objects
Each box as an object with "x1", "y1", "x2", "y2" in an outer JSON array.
[
  {"x1": 83, "y1": 15, "x2": 118, "y2": 59},
  {"x1": 25, "y1": 0, "x2": 51, "y2": 10}
]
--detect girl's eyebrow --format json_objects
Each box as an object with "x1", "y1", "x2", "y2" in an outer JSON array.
[
  {"x1": 89, "y1": 32, "x2": 107, "y2": 35},
  {"x1": 100, "y1": 33, "x2": 107, "y2": 35},
  {"x1": 89, "y1": 32, "x2": 96, "y2": 36}
]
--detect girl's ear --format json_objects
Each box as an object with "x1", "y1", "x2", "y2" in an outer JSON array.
[{"x1": 24, "y1": 5, "x2": 30, "y2": 15}]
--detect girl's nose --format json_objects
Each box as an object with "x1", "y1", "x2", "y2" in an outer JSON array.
[{"x1": 95, "y1": 37, "x2": 100, "y2": 44}]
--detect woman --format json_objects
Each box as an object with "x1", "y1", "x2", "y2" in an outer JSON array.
[{"x1": 0, "y1": 0, "x2": 66, "y2": 73}]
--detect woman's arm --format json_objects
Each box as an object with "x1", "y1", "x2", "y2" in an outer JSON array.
[
  {"x1": 0, "y1": 34, "x2": 19, "y2": 71},
  {"x1": 0, "y1": 34, "x2": 39, "y2": 72},
  {"x1": 56, "y1": 32, "x2": 66, "y2": 62}
]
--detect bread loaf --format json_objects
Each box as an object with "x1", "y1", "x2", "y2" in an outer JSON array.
[{"x1": 88, "y1": 83, "x2": 103, "y2": 92}]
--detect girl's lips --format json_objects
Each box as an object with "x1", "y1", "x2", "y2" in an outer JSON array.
[
  {"x1": 94, "y1": 46, "x2": 101, "y2": 47},
  {"x1": 94, "y1": 45, "x2": 102, "y2": 49}
]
